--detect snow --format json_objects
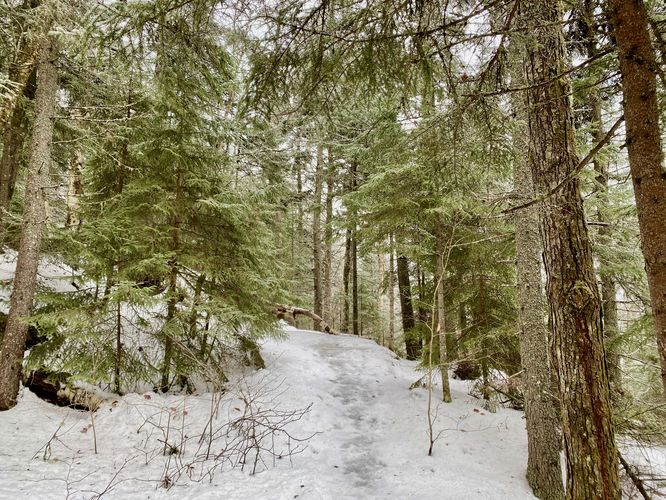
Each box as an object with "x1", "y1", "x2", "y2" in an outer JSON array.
[{"x1": 0, "y1": 328, "x2": 541, "y2": 499}]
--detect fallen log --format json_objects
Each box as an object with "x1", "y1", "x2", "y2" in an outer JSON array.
[
  {"x1": 23, "y1": 369, "x2": 102, "y2": 412},
  {"x1": 274, "y1": 305, "x2": 337, "y2": 335}
]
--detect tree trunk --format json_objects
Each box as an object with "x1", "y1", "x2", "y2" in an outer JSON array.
[
  {"x1": 114, "y1": 300, "x2": 122, "y2": 394},
  {"x1": 312, "y1": 145, "x2": 324, "y2": 330},
  {"x1": 350, "y1": 162, "x2": 359, "y2": 336},
  {"x1": 434, "y1": 220, "x2": 452, "y2": 403},
  {"x1": 388, "y1": 235, "x2": 396, "y2": 351},
  {"x1": 323, "y1": 150, "x2": 334, "y2": 323},
  {"x1": 0, "y1": 36, "x2": 58, "y2": 410},
  {"x1": 510, "y1": 43, "x2": 564, "y2": 499},
  {"x1": 397, "y1": 253, "x2": 420, "y2": 360},
  {"x1": 476, "y1": 274, "x2": 495, "y2": 412},
  {"x1": 351, "y1": 223, "x2": 359, "y2": 336},
  {"x1": 343, "y1": 226, "x2": 351, "y2": 333},
  {"x1": 520, "y1": 1, "x2": 620, "y2": 497},
  {"x1": 606, "y1": 0, "x2": 666, "y2": 398},
  {"x1": 581, "y1": 0, "x2": 622, "y2": 399}
]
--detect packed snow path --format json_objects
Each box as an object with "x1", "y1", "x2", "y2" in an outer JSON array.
[{"x1": 0, "y1": 328, "x2": 538, "y2": 499}]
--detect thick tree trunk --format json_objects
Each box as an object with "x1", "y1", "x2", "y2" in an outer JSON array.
[
  {"x1": 0, "y1": 36, "x2": 58, "y2": 410},
  {"x1": 607, "y1": 0, "x2": 666, "y2": 398},
  {"x1": 397, "y1": 253, "x2": 420, "y2": 360},
  {"x1": 520, "y1": 1, "x2": 620, "y2": 498},
  {"x1": 312, "y1": 145, "x2": 323, "y2": 330},
  {"x1": 510, "y1": 46, "x2": 564, "y2": 499}
]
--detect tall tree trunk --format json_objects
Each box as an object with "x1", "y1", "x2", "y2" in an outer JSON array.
[
  {"x1": 580, "y1": 1, "x2": 623, "y2": 398},
  {"x1": 0, "y1": 36, "x2": 58, "y2": 410},
  {"x1": 434, "y1": 220, "x2": 452, "y2": 403},
  {"x1": 114, "y1": 300, "x2": 122, "y2": 395},
  {"x1": 378, "y1": 250, "x2": 385, "y2": 346},
  {"x1": 312, "y1": 145, "x2": 324, "y2": 330},
  {"x1": 351, "y1": 223, "x2": 359, "y2": 336},
  {"x1": 388, "y1": 235, "x2": 396, "y2": 351},
  {"x1": 476, "y1": 273, "x2": 495, "y2": 412},
  {"x1": 323, "y1": 150, "x2": 334, "y2": 323},
  {"x1": 397, "y1": 253, "x2": 420, "y2": 360},
  {"x1": 343, "y1": 226, "x2": 351, "y2": 333},
  {"x1": 160, "y1": 165, "x2": 183, "y2": 392},
  {"x1": 510, "y1": 43, "x2": 564, "y2": 499},
  {"x1": 520, "y1": 1, "x2": 620, "y2": 498},
  {"x1": 607, "y1": 0, "x2": 666, "y2": 398},
  {"x1": 350, "y1": 162, "x2": 359, "y2": 336}
]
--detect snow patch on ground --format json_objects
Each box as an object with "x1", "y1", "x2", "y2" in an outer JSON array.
[{"x1": 1, "y1": 329, "x2": 542, "y2": 499}]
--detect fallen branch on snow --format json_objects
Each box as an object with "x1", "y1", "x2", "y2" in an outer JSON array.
[{"x1": 274, "y1": 305, "x2": 337, "y2": 334}]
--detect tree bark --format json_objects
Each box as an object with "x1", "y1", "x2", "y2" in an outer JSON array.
[
  {"x1": 312, "y1": 145, "x2": 324, "y2": 329},
  {"x1": 606, "y1": 0, "x2": 666, "y2": 398},
  {"x1": 397, "y1": 253, "x2": 420, "y2": 360},
  {"x1": 510, "y1": 43, "x2": 564, "y2": 498},
  {"x1": 520, "y1": 1, "x2": 620, "y2": 497},
  {"x1": 0, "y1": 36, "x2": 58, "y2": 410}
]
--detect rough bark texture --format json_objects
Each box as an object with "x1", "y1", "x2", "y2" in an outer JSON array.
[
  {"x1": 397, "y1": 254, "x2": 420, "y2": 360},
  {"x1": 511, "y1": 49, "x2": 564, "y2": 499},
  {"x1": 520, "y1": 1, "x2": 620, "y2": 498},
  {"x1": 312, "y1": 145, "x2": 323, "y2": 329},
  {"x1": 0, "y1": 36, "x2": 58, "y2": 410},
  {"x1": 607, "y1": 0, "x2": 666, "y2": 398}
]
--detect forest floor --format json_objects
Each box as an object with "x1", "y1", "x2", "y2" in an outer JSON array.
[{"x1": 2, "y1": 327, "x2": 660, "y2": 499}]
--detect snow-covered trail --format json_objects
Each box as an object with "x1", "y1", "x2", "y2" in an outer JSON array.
[
  {"x1": 0, "y1": 328, "x2": 537, "y2": 499},
  {"x1": 257, "y1": 328, "x2": 536, "y2": 499}
]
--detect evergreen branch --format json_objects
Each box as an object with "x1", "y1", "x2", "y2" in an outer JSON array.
[{"x1": 502, "y1": 115, "x2": 624, "y2": 215}]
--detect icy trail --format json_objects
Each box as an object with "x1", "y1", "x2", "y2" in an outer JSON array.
[{"x1": 0, "y1": 328, "x2": 538, "y2": 499}]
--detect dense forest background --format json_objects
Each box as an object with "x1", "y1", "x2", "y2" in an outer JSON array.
[{"x1": 1, "y1": 0, "x2": 666, "y2": 498}]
